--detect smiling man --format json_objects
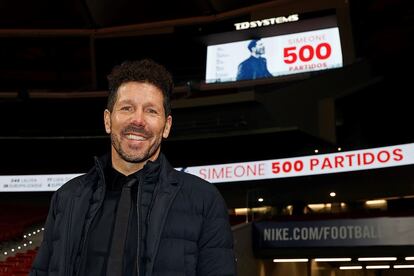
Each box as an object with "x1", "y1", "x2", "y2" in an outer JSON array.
[
  {"x1": 30, "y1": 59, "x2": 236, "y2": 276},
  {"x1": 105, "y1": 81, "x2": 172, "y2": 174}
]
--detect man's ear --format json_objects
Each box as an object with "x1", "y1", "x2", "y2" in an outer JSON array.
[
  {"x1": 104, "y1": 109, "x2": 111, "y2": 134},
  {"x1": 162, "y1": 115, "x2": 172, "y2": 139}
]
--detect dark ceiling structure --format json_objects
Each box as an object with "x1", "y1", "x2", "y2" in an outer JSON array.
[{"x1": 0, "y1": 0, "x2": 272, "y2": 29}]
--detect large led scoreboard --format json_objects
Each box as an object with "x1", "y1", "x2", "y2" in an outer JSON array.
[{"x1": 205, "y1": 7, "x2": 354, "y2": 83}]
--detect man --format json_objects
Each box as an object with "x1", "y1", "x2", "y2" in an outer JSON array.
[
  {"x1": 236, "y1": 39, "x2": 273, "y2": 81},
  {"x1": 30, "y1": 59, "x2": 236, "y2": 276}
]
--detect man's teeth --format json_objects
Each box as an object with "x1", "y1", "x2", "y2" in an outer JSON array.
[{"x1": 126, "y1": 134, "x2": 145, "y2": 141}]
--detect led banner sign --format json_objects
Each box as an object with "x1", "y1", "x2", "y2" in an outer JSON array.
[
  {"x1": 1, "y1": 143, "x2": 414, "y2": 191},
  {"x1": 0, "y1": 174, "x2": 82, "y2": 192},
  {"x1": 205, "y1": 27, "x2": 343, "y2": 83},
  {"x1": 183, "y1": 143, "x2": 414, "y2": 183},
  {"x1": 253, "y1": 217, "x2": 414, "y2": 248}
]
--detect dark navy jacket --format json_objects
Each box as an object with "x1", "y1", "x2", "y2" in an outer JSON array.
[
  {"x1": 30, "y1": 153, "x2": 236, "y2": 276},
  {"x1": 236, "y1": 56, "x2": 272, "y2": 81}
]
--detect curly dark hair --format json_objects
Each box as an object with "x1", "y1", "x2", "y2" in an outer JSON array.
[{"x1": 107, "y1": 59, "x2": 173, "y2": 116}]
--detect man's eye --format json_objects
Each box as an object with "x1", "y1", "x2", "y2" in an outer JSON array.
[
  {"x1": 121, "y1": 106, "x2": 132, "y2": 111},
  {"x1": 147, "y1": 109, "x2": 158, "y2": 114}
]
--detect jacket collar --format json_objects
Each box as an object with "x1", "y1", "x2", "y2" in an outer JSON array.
[{"x1": 92, "y1": 152, "x2": 179, "y2": 188}]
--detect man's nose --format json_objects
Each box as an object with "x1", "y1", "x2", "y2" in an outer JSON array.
[{"x1": 130, "y1": 109, "x2": 145, "y2": 126}]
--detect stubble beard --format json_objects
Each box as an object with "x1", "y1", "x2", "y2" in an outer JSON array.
[{"x1": 110, "y1": 132, "x2": 161, "y2": 163}]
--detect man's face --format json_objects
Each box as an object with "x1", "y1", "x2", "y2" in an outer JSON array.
[
  {"x1": 254, "y1": 40, "x2": 265, "y2": 55},
  {"x1": 104, "y1": 82, "x2": 172, "y2": 165}
]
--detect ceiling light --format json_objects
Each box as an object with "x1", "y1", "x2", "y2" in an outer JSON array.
[
  {"x1": 329, "y1": 192, "x2": 336, "y2": 197},
  {"x1": 308, "y1": 203, "x2": 331, "y2": 210},
  {"x1": 366, "y1": 265, "x2": 390, "y2": 269},
  {"x1": 394, "y1": 265, "x2": 414, "y2": 269},
  {"x1": 365, "y1": 199, "x2": 387, "y2": 206},
  {"x1": 273, "y1": 259, "x2": 308, "y2": 263},
  {"x1": 340, "y1": 266, "x2": 362, "y2": 270},
  {"x1": 315, "y1": 258, "x2": 351, "y2": 262},
  {"x1": 234, "y1": 208, "x2": 248, "y2": 215},
  {"x1": 234, "y1": 207, "x2": 269, "y2": 215},
  {"x1": 358, "y1": 257, "x2": 397, "y2": 261},
  {"x1": 258, "y1": 198, "x2": 264, "y2": 202},
  {"x1": 405, "y1": 257, "x2": 414, "y2": 261}
]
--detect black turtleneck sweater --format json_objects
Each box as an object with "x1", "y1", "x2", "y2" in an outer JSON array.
[{"x1": 79, "y1": 167, "x2": 141, "y2": 276}]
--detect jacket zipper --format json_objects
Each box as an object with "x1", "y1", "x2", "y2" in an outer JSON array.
[
  {"x1": 64, "y1": 198, "x2": 74, "y2": 276},
  {"x1": 136, "y1": 174, "x2": 143, "y2": 276}
]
